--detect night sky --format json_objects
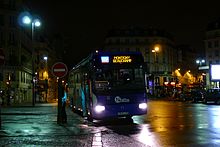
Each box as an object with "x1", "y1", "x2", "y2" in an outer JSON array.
[{"x1": 25, "y1": 1, "x2": 220, "y2": 67}]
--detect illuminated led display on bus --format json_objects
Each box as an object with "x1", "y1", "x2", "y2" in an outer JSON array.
[
  {"x1": 101, "y1": 56, "x2": 109, "y2": 63},
  {"x1": 113, "y1": 56, "x2": 132, "y2": 63}
]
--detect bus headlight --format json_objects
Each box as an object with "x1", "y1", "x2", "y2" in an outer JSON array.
[
  {"x1": 139, "y1": 103, "x2": 147, "y2": 110},
  {"x1": 95, "y1": 105, "x2": 105, "y2": 113}
]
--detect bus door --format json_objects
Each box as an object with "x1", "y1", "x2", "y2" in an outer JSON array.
[{"x1": 82, "y1": 73, "x2": 90, "y2": 117}]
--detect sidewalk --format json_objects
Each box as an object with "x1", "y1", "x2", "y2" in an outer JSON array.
[{"x1": 0, "y1": 102, "x2": 94, "y2": 146}]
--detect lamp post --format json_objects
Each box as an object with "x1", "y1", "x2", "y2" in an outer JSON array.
[
  {"x1": 43, "y1": 56, "x2": 48, "y2": 102},
  {"x1": 152, "y1": 46, "x2": 160, "y2": 63},
  {"x1": 196, "y1": 59, "x2": 205, "y2": 66},
  {"x1": 151, "y1": 46, "x2": 160, "y2": 96},
  {"x1": 196, "y1": 59, "x2": 205, "y2": 86},
  {"x1": 21, "y1": 12, "x2": 41, "y2": 106}
]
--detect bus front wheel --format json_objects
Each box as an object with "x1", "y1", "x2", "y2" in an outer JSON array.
[
  {"x1": 87, "y1": 104, "x2": 94, "y2": 122},
  {"x1": 87, "y1": 113, "x2": 93, "y2": 122}
]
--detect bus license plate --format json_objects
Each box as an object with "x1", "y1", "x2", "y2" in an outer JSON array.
[{"x1": 117, "y1": 112, "x2": 129, "y2": 115}]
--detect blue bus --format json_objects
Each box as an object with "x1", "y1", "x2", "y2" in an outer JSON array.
[{"x1": 68, "y1": 51, "x2": 147, "y2": 121}]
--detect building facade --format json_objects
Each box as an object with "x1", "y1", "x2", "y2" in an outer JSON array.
[
  {"x1": 0, "y1": 0, "x2": 57, "y2": 105},
  {"x1": 204, "y1": 18, "x2": 220, "y2": 88},
  {"x1": 0, "y1": 0, "x2": 33, "y2": 105},
  {"x1": 176, "y1": 45, "x2": 200, "y2": 85},
  {"x1": 102, "y1": 27, "x2": 177, "y2": 96}
]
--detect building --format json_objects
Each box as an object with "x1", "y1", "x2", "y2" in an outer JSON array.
[
  {"x1": 102, "y1": 26, "x2": 177, "y2": 96},
  {"x1": 176, "y1": 45, "x2": 201, "y2": 86},
  {"x1": 0, "y1": 0, "x2": 33, "y2": 105},
  {"x1": 0, "y1": 0, "x2": 57, "y2": 105},
  {"x1": 204, "y1": 18, "x2": 220, "y2": 88},
  {"x1": 34, "y1": 38, "x2": 58, "y2": 102}
]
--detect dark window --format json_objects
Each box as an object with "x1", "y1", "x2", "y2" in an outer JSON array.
[
  {"x1": 215, "y1": 50, "x2": 219, "y2": 57},
  {"x1": 9, "y1": 15, "x2": 16, "y2": 27},
  {"x1": 108, "y1": 39, "x2": 112, "y2": 44},
  {"x1": 0, "y1": 0, "x2": 4, "y2": 8},
  {"x1": 0, "y1": 29, "x2": 4, "y2": 47},
  {"x1": 163, "y1": 77, "x2": 167, "y2": 82},
  {"x1": 214, "y1": 40, "x2": 219, "y2": 48},
  {"x1": 163, "y1": 56, "x2": 166, "y2": 63},
  {"x1": 9, "y1": 31, "x2": 15, "y2": 44},
  {"x1": 0, "y1": 73, "x2": 3, "y2": 81},
  {"x1": 145, "y1": 48, "x2": 149, "y2": 54},
  {"x1": 9, "y1": 0, "x2": 15, "y2": 9},
  {"x1": 116, "y1": 39, "x2": 120, "y2": 44},
  {"x1": 125, "y1": 39, "x2": 129, "y2": 44},
  {"x1": 208, "y1": 41, "x2": 212, "y2": 48},
  {"x1": 0, "y1": 14, "x2": 4, "y2": 26},
  {"x1": 11, "y1": 73, "x2": 16, "y2": 81}
]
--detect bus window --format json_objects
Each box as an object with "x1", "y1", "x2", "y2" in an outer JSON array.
[{"x1": 94, "y1": 68, "x2": 144, "y2": 93}]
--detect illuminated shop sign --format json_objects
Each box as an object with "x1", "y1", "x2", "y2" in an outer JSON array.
[
  {"x1": 211, "y1": 64, "x2": 220, "y2": 80},
  {"x1": 112, "y1": 56, "x2": 132, "y2": 63}
]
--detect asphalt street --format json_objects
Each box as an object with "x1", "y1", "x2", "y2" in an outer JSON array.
[{"x1": 0, "y1": 103, "x2": 95, "y2": 146}]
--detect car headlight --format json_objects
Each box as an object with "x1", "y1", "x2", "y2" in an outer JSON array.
[
  {"x1": 139, "y1": 103, "x2": 147, "y2": 110},
  {"x1": 95, "y1": 105, "x2": 105, "y2": 113}
]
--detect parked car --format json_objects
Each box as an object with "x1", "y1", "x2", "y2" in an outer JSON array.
[
  {"x1": 203, "y1": 88, "x2": 220, "y2": 104},
  {"x1": 180, "y1": 89, "x2": 204, "y2": 102}
]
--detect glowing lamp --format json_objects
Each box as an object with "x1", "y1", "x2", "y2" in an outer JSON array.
[
  {"x1": 139, "y1": 103, "x2": 147, "y2": 110},
  {"x1": 95, "y1": 105, "x2": 105, "y2": 113}
]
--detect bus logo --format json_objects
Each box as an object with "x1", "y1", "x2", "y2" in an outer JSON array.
[{"x1": 115, "y1": 96, "x2": 130, "y2": 103}]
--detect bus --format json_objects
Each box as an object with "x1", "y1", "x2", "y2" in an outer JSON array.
[{"x1": 68, "y1": 51, "x2": 147, "y2": 121}]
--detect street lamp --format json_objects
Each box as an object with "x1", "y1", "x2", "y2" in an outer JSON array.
[
  {"x1": 43, "y1": 56, "x2": 48, "y2": 102},
  {"x1": 151, "y1": 45, "x2": 160, "y2": 97},
  {"x1": 152, "y1": 46, "x2": 160, "y2": 63},
  {"x1": 43, "y1": 56, "x2": 48, "y2": 61},
  {"x1": 196, "y1": 59, "x2": 205, "y2": 66},
  {"x1": 43, "y1": 56, "x2": 48, "y2": 79},
  {"x1": 196, "y1": 59, "x2": 206, "y2": 86},
  {"x1": 19, "y1": 12, "x2": 41, "y2": 106}
]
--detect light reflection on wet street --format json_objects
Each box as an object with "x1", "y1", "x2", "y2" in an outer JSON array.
[
  {"x1": 2, "y1": 101, "x2": 220, "y2": 146},
  {"x1": 92, "y1": 100, "x2": 220, "y2": 146}
]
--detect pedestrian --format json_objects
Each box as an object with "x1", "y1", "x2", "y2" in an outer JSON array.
[{"x1": 61, "y1": 85, "x2": 67, "y2": 123}]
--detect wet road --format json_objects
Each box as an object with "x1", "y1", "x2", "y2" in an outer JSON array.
[
  {"x1": 92, "y1": 100, "x2": 220, "y2": 146},
  {"x1": 1, "y1": 100, "x2": 220, "y2": 146}
]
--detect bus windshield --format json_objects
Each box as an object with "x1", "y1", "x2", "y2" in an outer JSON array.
[{"x1": 94, "y1": 67, "x2": 145, "y2": 93}]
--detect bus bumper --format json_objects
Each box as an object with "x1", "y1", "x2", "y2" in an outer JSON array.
[{"x1": 91, "y1": 103, "x2": 147, "y2": 120}]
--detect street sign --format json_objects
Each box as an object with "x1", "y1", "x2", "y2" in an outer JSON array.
[{"x1": 52, "y1": 62, "x2": 68, "y2": 78}]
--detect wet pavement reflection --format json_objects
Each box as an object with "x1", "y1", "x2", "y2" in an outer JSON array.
[
  {"x1": 2, "y1": 100, "x2": 220, "y2": 146},
  {"x1": 92, "y1": 100, "x2": 220, "y2": 146}
]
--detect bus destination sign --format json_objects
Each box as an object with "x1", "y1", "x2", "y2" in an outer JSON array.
[
  {"x1": 112, "y1": 56, "x2": 132, "y2": 63},
  {"x1": 101, "y1": 55, "x2": 133, "y2": 64}
]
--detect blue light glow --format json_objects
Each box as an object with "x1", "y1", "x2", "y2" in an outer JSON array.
[
  {"x1": 101, "y1": 56, "x2": 109, "y2": 63},
  {"x1": 22, "y1": 16, "x2": 31, "y2": 24},
  {"x1": 34, "y1": 19, "x2": 41, "y2": 27}
]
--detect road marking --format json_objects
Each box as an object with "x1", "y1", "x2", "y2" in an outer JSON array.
[{"x1": 92, "y1": 132, "x2": 102, "y2": 147}]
